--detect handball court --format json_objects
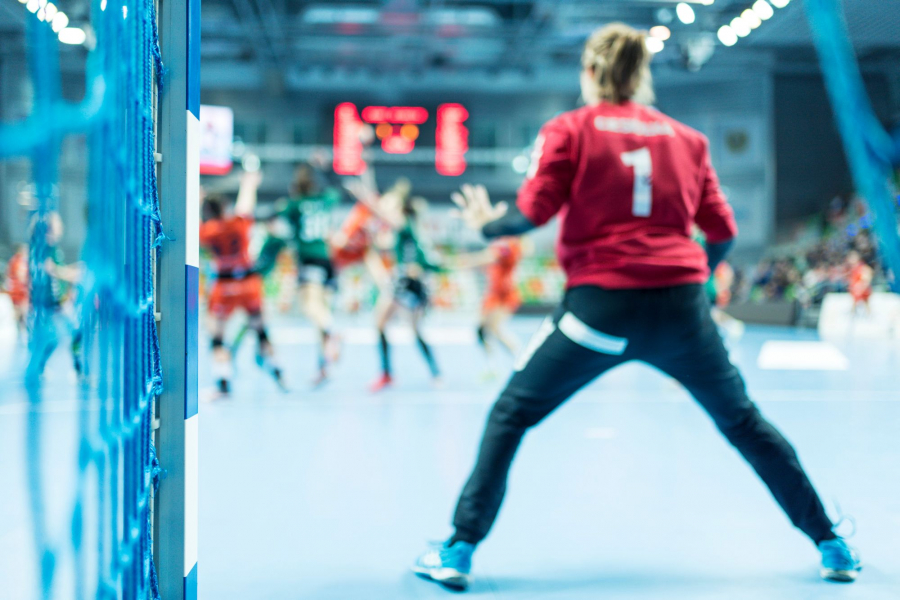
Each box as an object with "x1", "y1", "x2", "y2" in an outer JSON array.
[{"x1": 1, "y1": 314, "x2": 898, "y2": 599}]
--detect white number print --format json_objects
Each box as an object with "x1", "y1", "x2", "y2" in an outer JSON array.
[{"x1": 620, "y1": 147, "x2": 653, "y2": 217}]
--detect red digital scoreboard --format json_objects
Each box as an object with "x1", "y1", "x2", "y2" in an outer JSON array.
[{"x1": 332, "y1": 102, "x2": 469, "y2": 176}]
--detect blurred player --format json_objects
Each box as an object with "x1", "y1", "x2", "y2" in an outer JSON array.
[
  {"x1": 26, "y1": 212, "x2": 83, "y2": 376},
  {"x1": 333, "y1": 169, "x2": 391, "y2": 292},
  {"x1": 4, "y1": 244, "x2": 30, "y2": 341},
  {"x1": 706, "y1": 257, "x2": 744, "y2": 339},
  {"x1": 352, "y1": 177, "x2": 442, "y2": 392},
  {"x1": 452, "y1": 237, "x2": 526, "y2": 377},
  {"x1": 847, "y1": 250, "x2": 873, "y2": 315},
  {"x1": 277, "y1": 163, "x2": 341, "y2": 386},
  {"x1": 200, "y1": 169, "x2": 284, "y2": 397},
  {"x1": 413, "y1": 23, "x2": 859, "y2": 590}
]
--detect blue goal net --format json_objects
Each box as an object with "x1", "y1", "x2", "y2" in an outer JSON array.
[
  {"x1": 0, "y1": 1, "x2": 165, "y2": 598},
  {"x1": 805, "y1": 0, "x2": 900, "y2": 292}
]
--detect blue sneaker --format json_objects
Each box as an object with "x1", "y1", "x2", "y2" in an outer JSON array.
[
  {"x1": 819, "y1": 538, "x2": 861, "y2": 582},
  {"x1": 412, "y1": 540, "x2": 474, "y2": 591}
]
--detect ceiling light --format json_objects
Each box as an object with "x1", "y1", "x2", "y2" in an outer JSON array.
[
  {"x1": 676, "y1": 2, "x2": 695, "y2": 24},
  {"x1": 44, "y1": 2, "x2": 57, "y2": 20},
  {"x1": 752, "y1": 0, "x2": 774, "y2": 20},
  {"x1": 26, "y1": 0, "x2": 39, "y2": 13},
  {"x1": 717, "y1": 25, "x2": 738, "y2": 47},
  {"x1": 646, "y1": 37, "x2": 665, "y2": 54},
  {"x1": 741, "y1": 9, "x2": 762, "y2": 28},
  {"x1": 731, "y1": 16, "x2": 751, "y2": 37},
  {"x1": 770, "y1": 0, "x2": 790, "y2": 7},
  {"x1": 58, "y1": 27, "x2": 86, "y2": 45},
  {"x1": 51, "y1": 11, "x2": 68, "y2": 32},
  {"x1": 649, "y1": 25, "x2": 671, "y2": 41}
]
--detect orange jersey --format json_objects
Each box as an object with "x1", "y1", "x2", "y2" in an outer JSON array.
[
  {"x1": 849, "y1": 263, "x2": 872, "y2": 301},
  {"x1": 332, "y1": 203, "x2": 374, "y2": 268},
  {"x1": 5, "y1": 251, "x2": 29, "y2": 305},
  {"x1": 199, "y1": 215, "x2": 254, "y2": 275},
  {"x1": 713, "y1": 261, "x2": 734, "y2": 307},
  {"x1": 483, "y1": 239, "x2": 523, "y2": 312},
  {"x1": 487, "y1": 239, "x2": 522, "y2": 295},
  {"x1": 340, "y1": 203, "x2": 372, "y2": 240},
  {"x1": 207, "y1": 275, "x2": 263, "y2": 318}
]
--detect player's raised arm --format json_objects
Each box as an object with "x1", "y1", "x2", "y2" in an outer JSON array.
[{"x1": 234, "y1": 168, "x2": 263, "y2": 218}]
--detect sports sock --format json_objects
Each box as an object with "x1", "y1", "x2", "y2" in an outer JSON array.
[
  {"x1": 378, "y1": 330, "x2": 391, "y2": 377},
  {"x1": 416, "y1": 333, "x2": 439, "y2": 377},
  {"x1": 319, "y1": 330, "x2": 330, "y2": 371},
  {"x1": 476, "y1": 324, "x2": 487, "y2": 348}
]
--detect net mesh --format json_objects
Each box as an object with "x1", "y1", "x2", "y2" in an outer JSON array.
[
  {"x1": 0, "y1": 1, "x2": 165, "y2": 598},
  {"x1": 805, "y1": 0, "x2": 900, "y2": 291}
]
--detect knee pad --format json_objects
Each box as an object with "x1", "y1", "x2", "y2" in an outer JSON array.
[
  {"x1": 211, "y1": 336, "x2": 225, "y2": 350},
  {"x1": 256, "y1": 328, "x2": 269, "y2": 344}
]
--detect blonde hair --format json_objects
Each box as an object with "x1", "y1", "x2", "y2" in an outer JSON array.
[{"x1": 581, "y1": 23, "x2": 654, "y2": 106}]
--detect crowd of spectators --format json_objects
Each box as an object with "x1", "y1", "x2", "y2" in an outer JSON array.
[{"x1": 731, "y1": 196, "x2": 887, "y2": 307}]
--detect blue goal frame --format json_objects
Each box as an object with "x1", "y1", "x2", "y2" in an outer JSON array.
[{"x1": 154, "y1": 0, "x2": 200, "y2": 598}]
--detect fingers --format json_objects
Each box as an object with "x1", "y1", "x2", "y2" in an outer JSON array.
[
  {"x1": 461, "y1": 183, "x2": 477, "y2": 205},
  {"x1": 493, "y1": 201, "x2": 509, "y2": 219},
  {"x1": 450, "y1": 192, "x2": 467, "y2": 210}
]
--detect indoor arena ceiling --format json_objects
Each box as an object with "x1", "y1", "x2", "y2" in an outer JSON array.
[{"x1": 2, "y1": 0, "x2": 899, "y2": 87}]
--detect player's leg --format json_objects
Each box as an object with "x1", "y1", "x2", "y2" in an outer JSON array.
[
  {"x1": 209, "y1": 315, "x2": 232, "y2": 396},
  {"x1": 370, "y1": 293, "x2": 397, "y2": 392},
  {"x1": 248, "y1": 310, "x2": 286, "y2": 391},
  {"x1": 299, "y1": 280, "x2": 331, "y2": 383},
  {"x1": 298, "y1": 259, "x2": 340, "y2": 384},
  {"x1": 475, "y1": 311, "x2": 496, "y2": 379},
  {"x1": 363, "y1": 248, "x2": 391, "y2": 294},
  {"x1": 410, "y1": 305, "x2": 439, "y2": 381},
  {"x1": 485, "y1": 306, "x2": 520, "y2": 358},
  {"x1": 243, "y1": 275, "x2": 285, "y2": 390},
  {"x1": 644, "y1": 285, "x2": 859, "y2": 581},
  {"x1": 27, "y1": 303, "x2": 61, "y2": 378},
  {"x1": 416, "y1": 294, "x2": 631, "y2": 589},
  {"x1": 62, "y1": 301, "x2": 83, "y2": 376},
  {"x1": 13, "y1": 300, "x2": 28, "y2": 341}
]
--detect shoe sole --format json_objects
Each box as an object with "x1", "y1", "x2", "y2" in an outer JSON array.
[
  {"x1": 412, "y1": 566, "x2": 470, "y2": 591},
  {"x1": 821, "y1": 568, "x2": 859, "y2": 583}
]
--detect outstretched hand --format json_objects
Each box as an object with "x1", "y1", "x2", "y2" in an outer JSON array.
[{"x1": 450, "y1": 184, "x2": 508, "y2": 231}]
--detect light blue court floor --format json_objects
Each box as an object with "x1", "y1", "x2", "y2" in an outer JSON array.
[{"x1": 2, "y1": 314, "x2": 900, "y2": 599}]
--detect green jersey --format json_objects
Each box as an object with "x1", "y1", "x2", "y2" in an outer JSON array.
[
  {"x1": 277, "y1": 188, "x2": 339, "y2": 261},
  {"x1": 395, "y1": 222, "x2": 440, "y2": 273},
  {"x1": 32, "y1": 245, "x2": 65, "y2": 308},
  {"x1": 254, "y1": 235, "x2": 286, "y2": 277}
]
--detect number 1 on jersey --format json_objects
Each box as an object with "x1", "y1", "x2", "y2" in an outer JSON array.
[{"x1": 620, "y1": 147, "x2": 652, "y2": 217}]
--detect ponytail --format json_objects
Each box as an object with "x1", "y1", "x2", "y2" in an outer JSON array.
[{"x1": 581, "y1": 23, "x2": 654, "y2": 105}]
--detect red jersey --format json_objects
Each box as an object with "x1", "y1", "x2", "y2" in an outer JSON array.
[
  {"x1": 849, "y1": 263, "x2": 872, "y2": 301},
  {"x1": 199, "y1": 215, "x2": 254, "y2": 275},
  {"x1": 5, "y1": 251, "x2": 29, "y2": 304},
  {"x1": 487, "y1": 238, "x2": 522, "y2": 296},
  {"x1": 517, "y1": 101, "x2": 737, "y2": 289}
]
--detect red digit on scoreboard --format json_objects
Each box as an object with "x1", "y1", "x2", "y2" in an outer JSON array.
[
  {"x1": 333, "y1": 102, "x2": 366, "y2": 175},
  {"x1": 436, "y1": 103, "x2": 469, "y2": 176}
]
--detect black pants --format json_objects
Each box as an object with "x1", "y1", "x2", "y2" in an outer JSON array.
[{"x1": 453, "y1": 284, "x2": 834, "y2": 545}]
